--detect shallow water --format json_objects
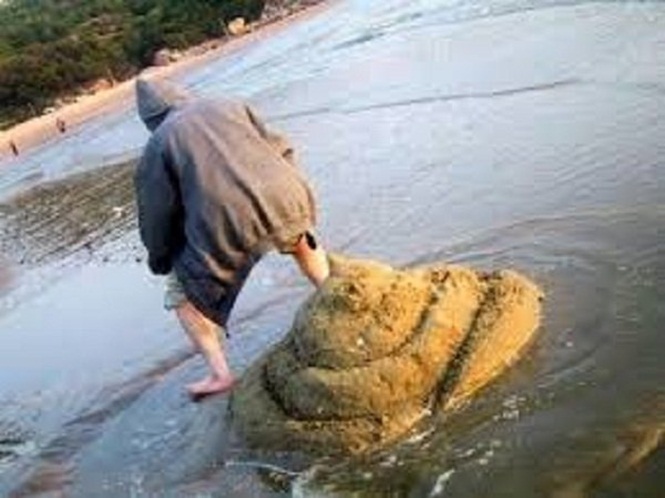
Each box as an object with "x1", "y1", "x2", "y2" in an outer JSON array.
[{"x1": 1, "y1": 0, "x2": 664, "y2": 496}]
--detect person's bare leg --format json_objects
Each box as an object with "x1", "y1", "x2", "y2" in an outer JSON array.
[
  {"x1": 175, "y1": 301, "x2": 235, "y2": 398},
  {"x1": 292, "y1": 232, "x2": 330, "y2": 287}
]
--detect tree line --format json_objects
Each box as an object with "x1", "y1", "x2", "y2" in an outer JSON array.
[{"x1": 0, "y1": 0, "x2": 265, "y2": 129}]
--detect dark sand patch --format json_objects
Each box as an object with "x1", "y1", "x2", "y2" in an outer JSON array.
[{"x1": 0, "y1": 161, "x2": 137, "y2": 266}]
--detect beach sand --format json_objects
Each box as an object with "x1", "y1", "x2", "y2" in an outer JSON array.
[{"x1": 0, "y1": 1, "x2": 330, "y2": 161}]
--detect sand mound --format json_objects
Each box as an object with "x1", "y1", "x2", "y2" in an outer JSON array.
[{"x1": 230, "y1": 254, "x2": 543, "y2": 454}]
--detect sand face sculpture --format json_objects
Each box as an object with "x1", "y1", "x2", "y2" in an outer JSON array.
[{"x1": 230, "y1": 255, "x2": 543, "y2": 454}]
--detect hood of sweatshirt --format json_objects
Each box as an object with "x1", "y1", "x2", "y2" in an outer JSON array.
[{"x1": 135, "y1": 78, "x2": 193, "y2": 131}]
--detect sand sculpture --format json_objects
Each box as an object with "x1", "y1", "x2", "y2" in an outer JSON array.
[{"x1": 230, "y1": 254, "x2": 543, "y2": 454}]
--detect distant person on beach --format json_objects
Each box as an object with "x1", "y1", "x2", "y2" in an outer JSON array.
[
  {"x1": 56, "y1": 117, "x2": 66, "y2": 133},
  {"x1": 134, "y1": 78, "x2": 330, "y2": 399},
  {"x1": 9, "y1": 140, "x2": 18, "y2": 156}
]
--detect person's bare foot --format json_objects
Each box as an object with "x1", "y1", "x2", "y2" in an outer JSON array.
[{"x1": 186, "y1": 375, "x2": 236, "y2": 401}]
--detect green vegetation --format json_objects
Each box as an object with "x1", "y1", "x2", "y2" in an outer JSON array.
[{"x1": 0, "y1": 0, "x2": 266, "y2": 129}]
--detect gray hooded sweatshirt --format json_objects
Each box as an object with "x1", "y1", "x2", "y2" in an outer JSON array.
[{"x1": 134, "y1": 79, "x2": 316, "y2": 326}]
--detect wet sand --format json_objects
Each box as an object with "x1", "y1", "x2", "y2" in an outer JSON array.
[{"x1": 232, "y1": 255, "x2": 543, "y2": 455}]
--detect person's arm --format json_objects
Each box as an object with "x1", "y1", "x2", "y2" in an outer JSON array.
[
  {"x1": 134, "y1": 140, "x2": 184, "y2": 274},
  {"x1": 243, "y1": 103, "x2": 328, "y2": 284},
  {"x1": 243, "y1": 103, "x2": 296, "y2": 166},
  {"x1": 292, "y1": 232, "x2": 330, "y2": 287}
]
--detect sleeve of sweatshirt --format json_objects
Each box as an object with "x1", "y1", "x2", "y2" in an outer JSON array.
[
  {"x1": 134, "y1": 139, "x2": 184, "y2": 275},
  {"x1": 243, "y1": 103, "x2": 296, "y2": 166}
]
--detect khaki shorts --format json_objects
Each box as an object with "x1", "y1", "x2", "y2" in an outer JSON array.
[
  {"x1": 163, "y1": 231, "x2": 317, "y2": 310},
  {"x1": 164, "y1": 272, "x2": 188, "y2": 310},
  {"x1": 164, "y1": 272, "x2": 229, "y2": 337}
]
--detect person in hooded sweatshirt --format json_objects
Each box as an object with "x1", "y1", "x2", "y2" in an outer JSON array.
[{"x1": 134, "y1": 78, "x2": 330, "y2": 399}]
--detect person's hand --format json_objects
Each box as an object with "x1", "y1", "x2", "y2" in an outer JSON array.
[{"x1": 292, "y1": 232, "x2": 330, "y2": 287}]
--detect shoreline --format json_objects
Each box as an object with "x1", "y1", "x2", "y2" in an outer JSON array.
[{"x1": 0, "y1": 0, "x2": 331, "y2": 162}]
